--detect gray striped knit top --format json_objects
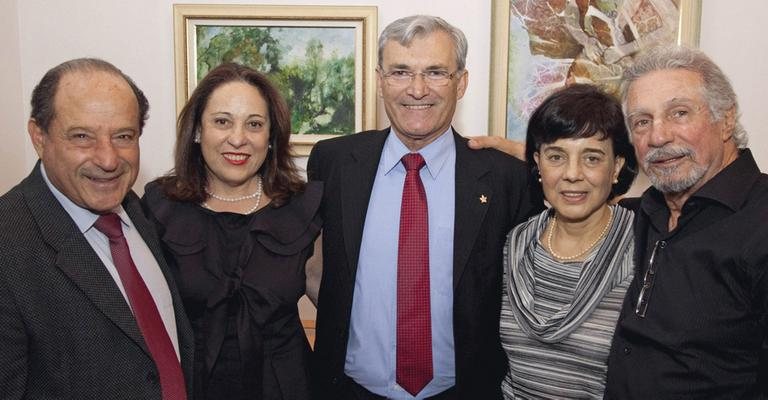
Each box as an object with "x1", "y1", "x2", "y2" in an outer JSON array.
[{"x1": 500, "y1": 205, "x2": 634, "y2": 399}]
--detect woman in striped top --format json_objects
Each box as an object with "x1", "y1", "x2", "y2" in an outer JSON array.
[{"x1": 500, "y1": 84, "x2": 638, "y2": 399}]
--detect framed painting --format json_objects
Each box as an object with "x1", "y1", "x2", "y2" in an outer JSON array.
[
  {"x1": 489, "y1": 0, "x2": 702, "y2": 140},
  {"x1": 174, "y1": 4, "x2": 378, "y2": 155}
]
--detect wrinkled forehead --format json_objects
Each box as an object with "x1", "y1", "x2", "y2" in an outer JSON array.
[{"x1": 624, "y1": 69, "x2": 706, "y2": 113}]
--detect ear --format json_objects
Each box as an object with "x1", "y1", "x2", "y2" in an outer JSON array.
[
  {"x1": 377, "y1": 69, "x2": 384, "y2": 99},
  {"x1": 455, "y1": 70, "x2": 468, "y2": 100},
  {"x1": 720, "y1": 106, "x2": 737, "y2": 142},
  {"x1": 533, "y1": 151, "x2": 541, "y2": 169},
  {"x1": 28, "y1": 119, "x2": 46, "y2": 158},
  {"x1": 613, "y1": 155, "x2": 626, "y2": 182}
]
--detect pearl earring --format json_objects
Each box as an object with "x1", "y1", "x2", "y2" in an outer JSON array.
[{"x1": 193, "y1": 129, "x2": 201, "y2": 143}]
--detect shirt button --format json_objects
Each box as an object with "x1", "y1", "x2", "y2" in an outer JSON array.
[
  {"x1": 658, "y1": 240, "x2": 667, "y2": 248},
  {"x1": 331, "y1": 377, "x2": 339, "y2": 385},
  {"x1": 623, "y1": 346, "x2": 631, "y2": 355}
]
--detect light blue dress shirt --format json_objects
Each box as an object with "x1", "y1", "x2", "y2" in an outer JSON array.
[{"x1": 344, "y1": 128, "x2": 456, "y2": 399}]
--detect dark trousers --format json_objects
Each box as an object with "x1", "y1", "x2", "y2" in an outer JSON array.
[{"x1": 337, "y1": 374, "x2": 457, "y2": 400}]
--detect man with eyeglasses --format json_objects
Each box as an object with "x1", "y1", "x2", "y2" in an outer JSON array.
[
  {"x1": 307, "y1": 14, "x2": 542, "y2": 399},
  {"x1": 601, "y1": 46, "x2": 768, "y2": 398}
]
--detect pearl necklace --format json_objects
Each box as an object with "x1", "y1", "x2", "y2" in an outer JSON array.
[
  {"x1": 546, "y1": 207, "x2": 613, "y2": 261},
  {"x1": 202, "y1": 176, "x2": 263, "y2": 214}
]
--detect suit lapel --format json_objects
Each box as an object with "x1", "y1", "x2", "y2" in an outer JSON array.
[
  {"x1": 22, "y1": 165, "x2": 149, "y2": 353},
  {"x1": 452, "y1": 133, "x2": 493, "y2": 289},
  {"x1": 126, "y1": 193, "x2": 195, "y2": 379},
  {"x1": 339, "y1": 130, "x2": 388, "y2": 279}
]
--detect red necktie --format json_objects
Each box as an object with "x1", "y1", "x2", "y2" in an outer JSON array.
[
  {"x1": 94, "y1": 213, "x2": 187, "y2": 400},
  {"x1": 396, "y1": 153, "x2": 433, "y2": 396}
]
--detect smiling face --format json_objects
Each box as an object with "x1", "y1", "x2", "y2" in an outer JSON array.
[
  {"x1": 534, "y1": 136, "x2": 624, "y2": 223},
  {"x1": 200, "y1": 81, "x2": 270, "y2": 194},
  {"x1": 29, "y1": 70, "x2": 141, "y2": 214},
  {"x1": 625, "y1": 69, "x2": 738, "y2": 200},
  {"x1": 377, "y1": 30, "x2": 468, "y2": 151}
]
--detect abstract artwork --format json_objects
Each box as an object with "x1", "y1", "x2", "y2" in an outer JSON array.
[{"x1": 489, "y1": 0, "x2": 701, "y2": 140}]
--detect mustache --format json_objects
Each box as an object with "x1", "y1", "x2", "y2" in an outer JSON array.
[
  {"x1": 81, "y1": 166, "x2": 128, "y2": 180},
  {"x1": 643, "y1": 146, "x2": 694, "y2": 165}
]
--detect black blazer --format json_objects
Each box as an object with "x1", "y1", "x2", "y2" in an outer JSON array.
[
  {"x1": 307, "y1": 129, "x2": 542, "y2": 399},
  {"x1": 0, "y1": 163, "x2": 194, "y2": 399}
]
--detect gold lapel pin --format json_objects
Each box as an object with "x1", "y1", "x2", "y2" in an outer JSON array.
[{"x1": 479, "y1": 194, "x2": 488, "y2": 204}]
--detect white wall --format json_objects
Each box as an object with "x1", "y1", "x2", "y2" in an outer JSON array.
[
  {"x1": 0, "y1": 0, "x2": 25, "y2": 192},
  {"x1": 2, "y1": 0, "x2": 767, "y2": 192},
  {"x1": 700, "y1": 2, "x2": 768, "y2": 158}
]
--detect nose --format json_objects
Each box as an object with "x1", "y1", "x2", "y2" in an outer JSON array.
[
  {"x1": 647, "y1": 119, "x2": 675, "y2": 147},
  {"x1": 563, "y1": 158, "x2": 583, "y2": 182},
  {"x1": 227, "y1": 125, "x2": 247, "y2": 147},
  {"x1": 405, "y1": 73, "x2": 430, "y2": 98},
  {"x1": 93, "y1": 137, "x2": 119, "y2": 171}
]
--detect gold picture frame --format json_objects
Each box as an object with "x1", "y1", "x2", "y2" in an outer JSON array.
[
  {"x1": 488, "y1": 0, "x2": 702, "y2": 140},
  {"x1": 173, "y1": 4, "x2": 378, "y2": 155}
]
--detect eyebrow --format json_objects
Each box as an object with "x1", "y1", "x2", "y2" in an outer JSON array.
[
  {"x1": 542, "y1": 145, "x2": 607, "y2": 155},
  {"x1": 663, "y1": 97, "x2": 698, "y2": 108},
  {"x1": 626, "y1": 97, "x2": 699, "y2": 119},
  {"x1": 209, "y1": 111, "x2": 267, "y2": 119},
  {"x1": 385, "y1": 63, "x2": 449, "y2": 71}
]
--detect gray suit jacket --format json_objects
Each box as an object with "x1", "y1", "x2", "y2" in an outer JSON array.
[
  {"x1": 0, "y1": 163, "x2": 194, "y2": 399},
  {"x1": 307, "y1": 129, "x2": 543, "y2": 399}
]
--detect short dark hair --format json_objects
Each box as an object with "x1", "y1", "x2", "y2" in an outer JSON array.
[
  {"x1": 159, "y1": 62, "x2": 304, "y2": 206},
  {"x1": 525, "y1": 84, "x2": 638, "y2": 199},
  {"x1": 29, "y1": 58, "x2": 149, "y2": 133}
]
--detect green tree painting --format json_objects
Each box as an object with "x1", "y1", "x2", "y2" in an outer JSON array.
[{"x1": 196, "y1": 25, "x2": 356, "y2": 135}]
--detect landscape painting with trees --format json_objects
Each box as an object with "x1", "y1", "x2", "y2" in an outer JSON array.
[{"x1": 196, "y1": 25, "x2": 356, "y2": 135}]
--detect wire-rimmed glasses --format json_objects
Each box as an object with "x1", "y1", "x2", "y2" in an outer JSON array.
[
  {"x1": 635, "y1": 240, "x2": 663, "y2": 318},
  {"x1": 378, "y1": 68, "x2": 463, "y2": 87}
]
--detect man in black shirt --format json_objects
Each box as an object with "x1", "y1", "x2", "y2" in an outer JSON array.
[{"x1": 605, "y1": 45, "x2": 768, "y2": 398}]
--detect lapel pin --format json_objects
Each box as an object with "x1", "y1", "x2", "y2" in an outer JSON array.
[{"x1": 479, "y1": 194, "x2": 488, "y2": 204}]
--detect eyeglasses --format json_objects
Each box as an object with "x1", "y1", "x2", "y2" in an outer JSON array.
[
  {"x1": 378, "y1": 68, "x2": 462, "y2": 87},
  {"x1": 635, "y1": 240, "x2": 664, "y2": 318}
]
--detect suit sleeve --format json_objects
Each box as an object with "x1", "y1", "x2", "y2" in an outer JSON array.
[
  {"x1": 0, "y1": 274, "x2": 27, "y2": 400},
  {"x1": 306, "y1": 140, "x2": 324, "y2": 182}
]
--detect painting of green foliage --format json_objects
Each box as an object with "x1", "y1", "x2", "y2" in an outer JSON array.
[{"x1": 196, "y1": 25, "x2": 356, "y2": 135}]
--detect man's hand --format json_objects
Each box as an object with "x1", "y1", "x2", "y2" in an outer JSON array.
[{"x1": 467, "y1": 136, "x2": 526, "y2": 161}]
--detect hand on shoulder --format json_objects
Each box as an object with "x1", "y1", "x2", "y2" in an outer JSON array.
[{"x1": 467, "y1": 136, "x2": 526, "y2": 161}]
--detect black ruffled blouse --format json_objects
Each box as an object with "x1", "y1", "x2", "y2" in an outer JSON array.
[{"x1": 142, "y1": 181, "x2": 322, "y2": 400}]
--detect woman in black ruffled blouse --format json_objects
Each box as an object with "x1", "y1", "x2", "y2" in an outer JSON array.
[{"x1": 142, "y1": 63, "x2": 321, "y2": 400}]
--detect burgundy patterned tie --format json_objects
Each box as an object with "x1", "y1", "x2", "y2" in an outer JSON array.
[
  {"x1": 94, "y1": 213, "x2": 187, "y2": 400},
  {"x1": 396, "y1": 153, "x2": 433, "y2": 396}
]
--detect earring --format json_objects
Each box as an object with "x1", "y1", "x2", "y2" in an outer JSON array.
[
  {"x1": 613, "y1": 178, "x2": 619, "y2": 184},
  {"x1": 538, "y1": 176, "x2": 542, "y2": 183},
  {"x1": 193, "y1": 128, "x2": 201, "y2": 143},
  {"x1": 268, "y1": 143, "x2": 273, "y2": 150}
]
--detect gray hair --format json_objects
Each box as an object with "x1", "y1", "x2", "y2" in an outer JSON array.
[
  {"x1": 30, "y1": 58, "x2": 149, "y2": 134},
  {"x1": 620, "y1": 45, "x2": 747, "y2": 148},
  {"x1": 378, "y1": 15, "x2": 468, "y2": 71}
]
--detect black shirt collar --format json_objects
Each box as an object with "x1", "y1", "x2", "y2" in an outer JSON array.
[{"x1": 641, "y1": 148, "x2": 760, "y2": 216}]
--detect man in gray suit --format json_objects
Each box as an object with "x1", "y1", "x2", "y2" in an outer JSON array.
[{"x1": 0, "y1": 58, "x2": 193, "y2": 399}]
